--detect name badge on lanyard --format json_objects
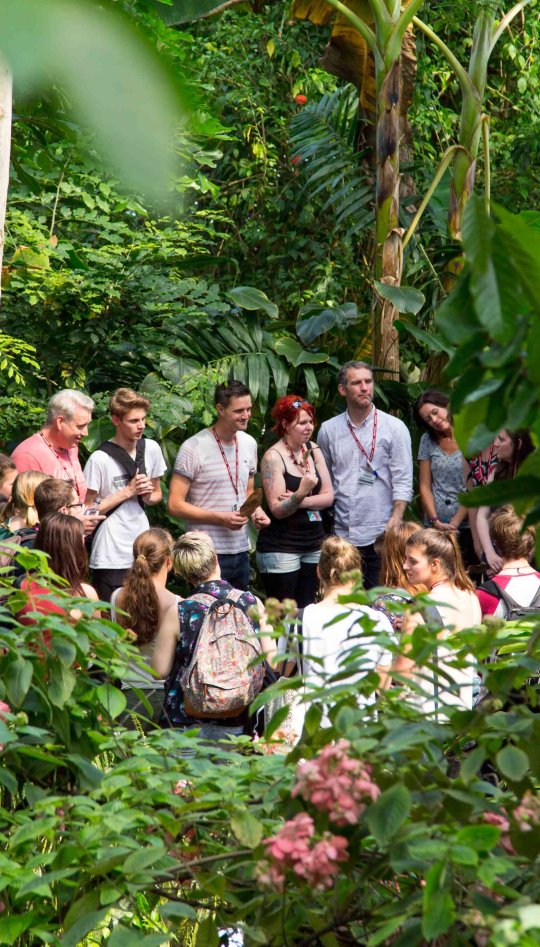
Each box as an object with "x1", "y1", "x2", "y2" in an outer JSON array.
[{"x1": 347, "y1": 412, "x2": 378, "y2": 486}]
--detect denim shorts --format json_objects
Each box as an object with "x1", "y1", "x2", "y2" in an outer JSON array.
[{"x1": 256, "y1": 549, "x2": 321, "y2": 573}]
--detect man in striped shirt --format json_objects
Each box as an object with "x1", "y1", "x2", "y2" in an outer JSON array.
[{"x1": 168, "y1": 380, "x2": 269, "y2": 590}]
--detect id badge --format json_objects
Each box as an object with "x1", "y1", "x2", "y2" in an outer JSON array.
[
  {"x1": 232, "y1": 502, "x2": 238, "y2": 511},
  {"x1": 307, "y1": 510, "x2": 322, "y2": 522},
  {"x1": 358, "y1": 468, "x2": 377, "y2": 486}
]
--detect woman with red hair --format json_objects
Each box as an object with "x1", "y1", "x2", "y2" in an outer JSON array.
[{"x1": 256, "y1": 395, "x2": 333, "y2": 606}]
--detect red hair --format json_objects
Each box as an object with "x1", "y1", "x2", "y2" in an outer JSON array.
[{"x1": 271, "y1": 395, "x2": 316, "y2": 437}]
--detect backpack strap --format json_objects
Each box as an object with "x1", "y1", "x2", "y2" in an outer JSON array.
[
  {"x1": 97, "y1": 439, "x2": 147, "y2": 510},
  {"x1": 480, "y1": 578, "x2": 530, "y2": 613}
]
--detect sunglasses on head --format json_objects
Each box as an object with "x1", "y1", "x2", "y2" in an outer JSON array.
[{"x1": 291, "y1": 399, "x2": 309, "y2": 409}]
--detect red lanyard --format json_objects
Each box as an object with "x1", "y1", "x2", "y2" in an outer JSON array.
[
  {"x1": 347, "y1": 410, "x2": 378, "y2": 465},
  {"x1": 212, "y1": 428, "x2": 239, "y2": 496}
]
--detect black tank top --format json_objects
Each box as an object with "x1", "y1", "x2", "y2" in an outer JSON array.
[{"x1": 256, "y1": 449, "x2": 324, "y2": 554}]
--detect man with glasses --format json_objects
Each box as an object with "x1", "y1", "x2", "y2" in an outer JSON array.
[
  {"x1": 318, "y1": 361, "x2": 413, "y2": 589},
  {"x1": 168, "y1": 380, "x2": 269, "y2": 590}
]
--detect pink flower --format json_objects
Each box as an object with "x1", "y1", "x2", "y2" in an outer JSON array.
[
  {"x1": 0, "y1": 702, "x2": 10, "y2": 719},
  {"x1": 484, "y1": 811, "x2": 515, "y2": 855},
  {"x1": 258, "y1": 814, "x2": 348, "y2": 892},
  {"x1": 173, "y1": 779, "x2": 190, "y2": 796},
  {"x1": 514, "y1": 791, "x2": 540, "y2": 832},
  {"x1": 293, "y1": 833, "x2": 348, "y2": 890},
  {"x1": 292, "y1": 740, "x2": 380, "y2": 826}
]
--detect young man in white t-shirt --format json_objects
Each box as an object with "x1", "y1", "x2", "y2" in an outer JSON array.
[
  {"x1": 168, "y1": 380, "x2": 269, "y2": 590},
  {"x1": 84, "y1": 388, "x2": 167, "y2": 601}
]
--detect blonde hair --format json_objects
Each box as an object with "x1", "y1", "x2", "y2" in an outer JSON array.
[
  {"x1": 405, "y1": 528, "x2": 475, "y2": 593},
  {"x1": 489, "y1": 505, "x2": 535, "y2": 562},
  {"x1": 318, "y1": 535, "x2": 362, "y2": 589},
  {"x1": 172, "y1": 531, "x2": 218, "y2": 586},
  {"x1": 6, "y1": 471, "x2": 50, "y2": 527},
  {"x1": 380, "y1": 522, "x2": 426, "y2": 594},
  {"x1": 117, "y1": 528, "x2": 173, "y2": 645}
]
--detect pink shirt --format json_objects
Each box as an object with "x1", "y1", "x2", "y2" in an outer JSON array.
[{"x1": 12, "y1": 432, "x2": 87, "y2": 501}]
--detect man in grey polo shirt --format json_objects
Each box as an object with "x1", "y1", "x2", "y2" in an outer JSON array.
[{"x1": 318, "y1": 360, "x2": 413, "y2": 588}]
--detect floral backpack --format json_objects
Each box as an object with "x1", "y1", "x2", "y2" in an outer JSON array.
[{"x1": 180, "y1": 589, "x2": 265, "y2": 719}]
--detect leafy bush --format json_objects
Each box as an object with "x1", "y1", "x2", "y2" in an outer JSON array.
[{"x1": 1, "y1": 554, "x2": 540, "y2": 945}]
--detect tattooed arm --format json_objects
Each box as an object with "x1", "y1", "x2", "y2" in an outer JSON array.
[{"x1": 261, "y1": 449, "x2": 317, "y2": 519}]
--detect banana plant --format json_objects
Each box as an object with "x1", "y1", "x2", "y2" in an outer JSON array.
[{"x1": 413, "y1": 1, "x2": 532, "y2": 240}]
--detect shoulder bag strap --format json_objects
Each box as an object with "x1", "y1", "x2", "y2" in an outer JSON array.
[{"x1": 98, "y1": 439, "x2": 146, "y2": 510}]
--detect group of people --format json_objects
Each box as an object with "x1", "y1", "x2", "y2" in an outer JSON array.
[{"x1": 0, "y1": 361, "x2": 536, "y2": 739}]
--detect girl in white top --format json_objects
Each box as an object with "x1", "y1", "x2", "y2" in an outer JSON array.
[
  {"x1": 298, "y1": 536, "x2": 393, "y2": 719},
  {"x1": 113, "y1": 528, "x2": 181, "y2": 728},
  {"x1": 401, "y1": 527, "x2": 481, "y2": 712}
]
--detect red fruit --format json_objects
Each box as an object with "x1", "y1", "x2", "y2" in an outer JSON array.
[
  {"x1": 295, "y1": 94, "x2": 307, "y2": 105},
  {"x1": 291, "y1": 155, "x2": 301, "y2": 165}
]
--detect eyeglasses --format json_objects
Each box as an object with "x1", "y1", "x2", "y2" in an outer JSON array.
[{"x1": 67, "y1": 502, "x2": 84, "y2": 510}]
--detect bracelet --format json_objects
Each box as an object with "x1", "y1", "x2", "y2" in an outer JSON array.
[{"x1": 430, "y1": 516, "x2": 439, "y2": 525}]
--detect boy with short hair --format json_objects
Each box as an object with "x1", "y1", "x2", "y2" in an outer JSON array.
[{"x1": 83, "y1": 388, "x2": 167, "y2": 601}]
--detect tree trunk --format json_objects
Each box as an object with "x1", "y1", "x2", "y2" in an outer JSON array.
[
  {"x1": 373, "y1": 58, "x2": 402, "y2": 377},
  {"x1": 0, "y1": 60, "x2": 12, "y2": 306}
]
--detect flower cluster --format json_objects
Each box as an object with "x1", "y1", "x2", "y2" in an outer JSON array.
[
  {"x1": 292, "y1": 739, "x2": 380, "y2": 826},
  {"x1": 257, "y1": 813, "x2": 348, "y2": 892},
  {"x1": 294, "y1": 94, "x2": 307, "y2": 105},
  {"x1": 483, "y1": 810, "x2": 515, "y2": 855},
  {"x1": 514, "y1": 791, "x2": 540, "y2": 832}
]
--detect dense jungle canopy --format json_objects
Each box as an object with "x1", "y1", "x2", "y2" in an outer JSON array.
[{"x1": 1, "y1": 0, "x2": 539, "y2": 466}]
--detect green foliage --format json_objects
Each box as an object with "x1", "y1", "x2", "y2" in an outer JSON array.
[
  {"x1": 2, "y1": 560, "x2": 540, "y2": 944},
  {"x1": 0, "y1": 0, "x2": 190, "y2": 204},
  {"x1": 289, "y1": 85, "x2": 374, "y2": 238}
]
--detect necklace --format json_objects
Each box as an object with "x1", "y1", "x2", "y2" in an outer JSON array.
[
  {"x1": 283, "y1": 438, "x2": 309, "y2": 471},
  {"x1": 430, "y1": 580, "x2": 449, "y2": 591},
  {"x1": 500, "y1": 563, "x2": 534, "y2": 575}
]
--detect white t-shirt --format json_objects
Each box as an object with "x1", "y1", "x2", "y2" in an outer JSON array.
[
  {"x1": 84, "y1": 439, "x2": 167, "y2": 569},
  {"x1": 298, "y1": 602, "x2": 393, "y2": 723},
  {"x1": 173, "y1": 428, "x2": 257, "y2": 554}
]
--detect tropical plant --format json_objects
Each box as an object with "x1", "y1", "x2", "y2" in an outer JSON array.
[{"x1": 2, "y1": 554, "x2": 540, "y2": 943}]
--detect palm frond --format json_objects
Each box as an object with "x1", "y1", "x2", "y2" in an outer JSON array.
[{"x1": 289, "y1": 85, "x2": 374, "y2": 237}]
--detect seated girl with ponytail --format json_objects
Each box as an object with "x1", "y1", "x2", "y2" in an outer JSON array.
[
  {"x1": 400, "y1": 528, "x2": 481, "y2": 711},
  {"x1": 112, "y1": 528, "x2": 180, "y2": 727}
]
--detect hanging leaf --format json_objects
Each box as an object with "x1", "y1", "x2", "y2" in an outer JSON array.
[
  {"x1": 227, "y1": 286, "x2": 279, "y2": 319},
  {"x1": 230, "y1": 809, "x2": 263, "y2": 849},
  {"x1": 366, "y1": 782, "x2": 411, "y2": 845},
  {"x1": 374, "y1": 282, "x2": 425, "y2": 314}
]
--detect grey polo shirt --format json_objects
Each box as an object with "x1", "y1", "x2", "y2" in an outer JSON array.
[{"x1": 318, "y1": 407, "x2": 413, "y2": 546}]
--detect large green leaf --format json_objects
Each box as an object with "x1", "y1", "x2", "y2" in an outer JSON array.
[
  {"x1": 227, "y1": 286, "x2": 279, "y2": 319},
  {"x1": 395, "y1": 320, "x2": 452, "y2": 355},
  {"x1": 461, "y1": 197, "x2": 504, "y2": 340},
  {"x1": 95, "y1": 683, "x2": 127, "y2": 720},
  {"x1": 296, "y1": 302, "x2": 361, "y2": 344},
  {"x1": 366, "y1": 783, "x2": 411, "y2": 845},
  {"x1": 230, "y1": 809, "x2": 263, "y2": 849},
  {"x1": 0, "y1": 0, "x2": 189, "y2": 203},
  {"x1": 6, "y1": 656, "x2": 33, "y2": 707},
  {"x1": 275, "y1": 337, "x2": 328, "y2": 368},
  {"x1": 496, "y1": 745, "x2": 529, "y2": 781},
  {"x1": 374, "y1": 282, "x2": 425, "y2": 315}
]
